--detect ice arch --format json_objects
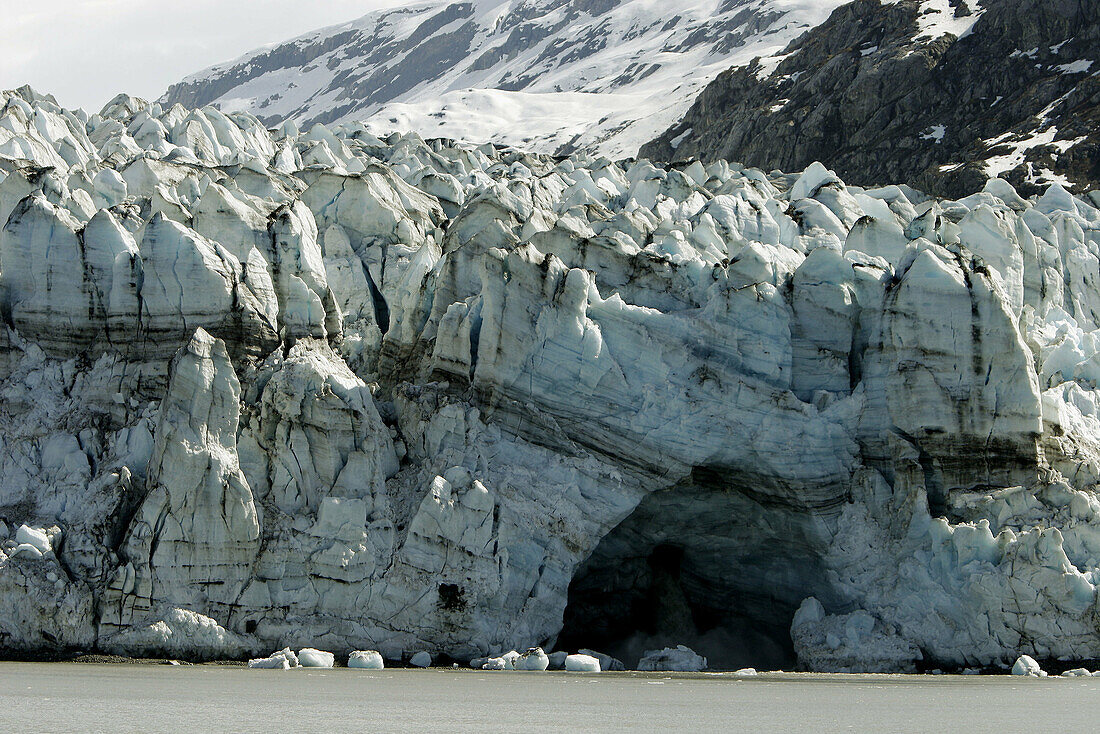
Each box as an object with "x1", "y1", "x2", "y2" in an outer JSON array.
[{"x1": 556, "y1": 477, "x2": 844, "y2": 670}]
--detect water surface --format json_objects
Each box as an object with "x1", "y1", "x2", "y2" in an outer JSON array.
[{"x1": 3, "y1": 663, "x2": 1098, "y2": 733}]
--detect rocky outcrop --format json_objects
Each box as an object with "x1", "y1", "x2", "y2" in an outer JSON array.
[
  {"x1": 2, "y1": 86, "x2": 1100, "y2": 672},
  {"x1": 643, "y1": 0, "x2": 1100, "y2": 198}
]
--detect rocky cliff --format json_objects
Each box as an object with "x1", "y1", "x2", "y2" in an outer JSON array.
[
  {"x1": 3, "y1": 85, "x2": 1100, "y2": 671},
  {"x1": 643, "y1": 0, "x2": 1100, "y2": 199}
]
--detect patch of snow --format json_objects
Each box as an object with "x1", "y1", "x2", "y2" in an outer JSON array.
[
  {"x1": 670, "y1": 127, "x2": 693, "y2": 149},
  {"x1": 1056, "y1": 60, "x2": 1094, "y2": 74},
  {"x1": 921, "y1": 125, "x2": 946, "y2": 143},
  {"x1": 983, "y1": 126, "x2": 1086, "y2": 178},
  {"x1": 883, "y1": 0, "x2": 984, "y2": 41}
]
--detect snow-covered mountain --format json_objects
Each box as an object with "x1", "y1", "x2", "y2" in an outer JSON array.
[{"x1": 160, "y1": 0, "x2": 846, "y2": 157}]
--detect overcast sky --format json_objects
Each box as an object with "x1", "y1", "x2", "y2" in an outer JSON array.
[{"x1": 1, "y1": 0, "x2": 402, "y2": 112}]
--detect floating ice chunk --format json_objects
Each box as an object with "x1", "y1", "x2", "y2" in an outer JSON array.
[
  {"x1": 274, "y1": 647, "x2": 299, "y2": 667},
  {"x1": 565, "y1": 654, "x2": 602, "y2": 672},
  {"x1": 516, "y1": 647, "x2": 549, "y2": 671},
  {"x1": 249, "y1": 653, "x2": 291, "y2": 669},
  {"x1": 15, "y1": 525, "x2": 52, "y2": 555},
  {"x1": 1011, "y1": 655, "x2": 1045, "y2": 677},
  {"x1": 547, "y1": 651, "x2": 569, "y2": 670},
  {"x1": 482, "y1": 657, "x2": 508, "y2": 670},
  {"x1": 349, "y1": 651, "x2": 384, "y2": 669},
  {"x1": 409, "y1": 651, "x2": 432, "y2": 668},
  {"x1": 499, "y1": 650, "x2": 521, "y2": 669},
  {"x1": 637, "y1": 645, "x2": 708, "y2": 672},
  {"x1": 578, "y1": 649, "x2": 625, "y2": 671},
  {"x1": 733, "y1": 668, "x2": 758, "y2": 676},
  {"x1": 1061, "y1": 668, "x2": 1091, "y2": 677},
  {"x1": 298, "y1": 648, "x2": 335, "y2": 668}
]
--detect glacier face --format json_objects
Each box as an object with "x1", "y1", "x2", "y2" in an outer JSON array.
[
  {"x1": 3, "y1": 86, "x2": 1100, "y2": 671},
  {"x1": 159, "y1": 0, "x2": 845, "y2": 159}
]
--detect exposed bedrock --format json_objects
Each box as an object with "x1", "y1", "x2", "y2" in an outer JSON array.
[{"x1": 2, "y1": 88, "x2": 1100, "y2": 671}]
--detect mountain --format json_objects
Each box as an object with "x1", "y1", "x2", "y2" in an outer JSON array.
[
  {"x1": 4, "y1": 85, "x2": 1100, "y2": 671},
  {"x1": 159, "y1": 0, "x2": 847, "y2": 158},
  {"x1": 642, "y1": 0, "x2": 1100, "y2": 197}
]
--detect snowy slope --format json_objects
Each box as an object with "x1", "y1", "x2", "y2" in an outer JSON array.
[{"x1": 161, "y1": 0, "x2": 846, "y2": 157}]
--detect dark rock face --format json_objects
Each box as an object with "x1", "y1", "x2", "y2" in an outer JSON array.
[{"x1": 642, "y1": 0, "x2": 1100, "y2": 197}]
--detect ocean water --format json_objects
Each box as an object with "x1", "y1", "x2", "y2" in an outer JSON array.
[{"x1": 2, "y1": 663, "x2": 1098, "y2": 733}]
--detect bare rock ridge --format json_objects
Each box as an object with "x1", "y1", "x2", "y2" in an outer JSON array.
[
  {"x1": 3, "y1": 85, "x2": 1100, "y2": 672},
  {"x1": 643, "y1": 0, "x2": 1100, "y2": 198}
]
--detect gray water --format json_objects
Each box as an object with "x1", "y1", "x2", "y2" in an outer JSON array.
[{"x1": 2, "y1": 663, "x2": 1099, "y2": 733}]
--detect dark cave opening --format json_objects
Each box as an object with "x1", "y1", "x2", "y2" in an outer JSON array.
[
  {"x1": 557, "y1": 542, "x2": 798, "y2": 671},
  {"x1": 556, "y1": 482, "x2": 839, "y2": 671}
]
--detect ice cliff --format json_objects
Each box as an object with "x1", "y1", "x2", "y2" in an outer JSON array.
[{"x1": 3, "y1": 85, "x2": 1100, "y2": 672}]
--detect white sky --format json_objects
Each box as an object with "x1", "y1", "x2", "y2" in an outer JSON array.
[{"x1": 0, "y1": 0, "x2": 403, "y2": 113}]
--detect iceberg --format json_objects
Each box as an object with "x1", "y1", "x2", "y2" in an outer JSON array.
[
  {"x1": 298, "y1": 649, "x2": 335, "y2": 668},
  {"x1": 516, "y1": 647, "x2": 550, "y2": 671},
  {"x1": 637, "y1": 646, "x2": 708, "y2": 673},
  {"x1": 349, "y1": 650, "x2": 384, "y2": 670},
  {"x1": 565, "y1": 654, "x2": 602, "y2": 673},
  {"x1": 1011, "y1": 656, "x2": 1046, "y2": 677}
]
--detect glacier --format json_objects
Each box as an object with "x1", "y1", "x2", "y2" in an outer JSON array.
[{"x1": 3, "y1": 85, "x2": 1100, "y2": 672}]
